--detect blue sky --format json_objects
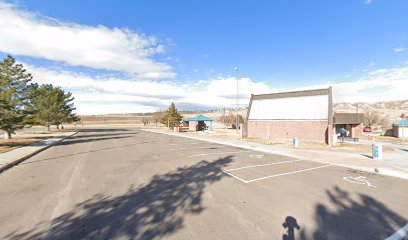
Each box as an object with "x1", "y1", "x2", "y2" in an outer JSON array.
[{"x1": 1, "y1": 0, "x2": 408, "y2": 114}]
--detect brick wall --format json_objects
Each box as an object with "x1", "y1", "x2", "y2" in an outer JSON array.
[
  {"x1": 189, "y1": 121, "x2": 198, "y2": 131},
  {"x1": 352, "y1": 123, "x2": 372, "y2": 140},
  {"x1": 247, "y1": 120, "x2": 329, "y2": 143},
  {"x1": 240, "y1": 123, "x2": 248, "y2": 138}
]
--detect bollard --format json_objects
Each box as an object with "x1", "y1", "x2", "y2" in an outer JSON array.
[
  {"x1": 293, "y1": 137, "x2": 299, "y2": 148},
  {"x1": 372, "y1": 144, "x2": 382, "y2": 160}
]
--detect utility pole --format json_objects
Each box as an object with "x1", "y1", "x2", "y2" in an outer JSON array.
[{"x1": 235, "y1": 66, "x2": 239, "y2": 134}]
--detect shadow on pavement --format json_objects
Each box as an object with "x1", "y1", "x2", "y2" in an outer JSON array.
[
  {"x1": 74, "y1": 128, "x2": 132, "y2": 132},
  {"x1": 68, "y1": 132, "x2": 137, "y2": 139},
  {"x1": 398, "y1": 147, "x2": 408, "y2": 152},
  {"x1": 360, "y1": 153, "x2": 373, "y2": 159},
  {"x1": 57, "y1": 135, "x2": 133, "y2": 146},
  {"x1": 6, "y1": 157, "x2": 233, "y2": 240},
  {"x1": 282, "y1": 216, "x2": 300, "y2": 240},
  {"x1": 20, "y1": 143, "x2": 146, "y2": 165},
  {"x1": 292, "y1": 186, "x2": 407, "y2": 240}
]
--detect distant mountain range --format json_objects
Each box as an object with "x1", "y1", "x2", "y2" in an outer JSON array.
[
  {"x1": 81, "y1": 100, "x2": 408, "y2": 124},
  {"x1": 333, "y1": 100, "x2": 408, "y2": 122}
]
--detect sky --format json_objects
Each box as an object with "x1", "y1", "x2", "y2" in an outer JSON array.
[{"x1": 0, "y1": 0, "x2": 408, "y2": 114}]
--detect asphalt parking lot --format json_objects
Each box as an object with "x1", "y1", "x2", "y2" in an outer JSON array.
[{"x1": 0, "y1": 127, "x2": 407, "y2": 240}]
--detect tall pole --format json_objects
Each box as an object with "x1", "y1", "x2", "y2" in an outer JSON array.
[{"x1": 235, "y1": 66, "x2": 239, "y2": 134}]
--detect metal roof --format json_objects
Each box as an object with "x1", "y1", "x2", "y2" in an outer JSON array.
[
  {"x1": 394, "y1": 119, "x2": 408, "y2": 127},
  {"x1": 184, "y1": 115, "x2": 213, "y2": 122}
]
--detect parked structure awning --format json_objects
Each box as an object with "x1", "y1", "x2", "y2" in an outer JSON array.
[
  {"x1": 393, "y1": 119, "x2": 408, "y2": 127},
  {"x1": 333, "y1": 113, "x2": 364, "y2": 124},
  {"x1": 184, "y1": 115, "x2": 213, "y2": 122}
]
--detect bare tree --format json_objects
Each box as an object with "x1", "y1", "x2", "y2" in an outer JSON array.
[
  {"x1": 364, "y1": 110, "x2": 389, "y2": 129},
  {"x1": 219, "y1": 109, "x2": 236, "y2": 129},
  {"x1": 141, "y1": 117, "x2": 150, "y2": 126},
  {"x1": 153, "y1": 108, "x2": 165, "y2": 127}
]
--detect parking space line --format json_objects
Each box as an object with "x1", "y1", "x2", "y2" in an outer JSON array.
[
  {"x1": 225, "y1": 159, "x2": 304, "y2": 172},
  {"x1": 169, "y1": 146, "x2": 229, "y2": 151},
  {"x1": 223, "y1": 171, "x2": 249, "y2": 183},
  {"x1": 187, "y1": 150, "x2": 251, "y2": 158},
  {"x1": 245, "y1": 164, "x2": 331, "y2": 183}
]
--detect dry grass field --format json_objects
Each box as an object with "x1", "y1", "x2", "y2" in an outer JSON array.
[{"x1": 0, "y1": 137, "x2": 47, "y2": 153}]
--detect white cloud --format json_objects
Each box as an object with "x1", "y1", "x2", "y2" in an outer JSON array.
[
  {"x1": 24, "y1": 63, "x2": 270, "y2": 114},
  {"x1": 295, "y1": 66, "x2": 408, "y2": 103},
  {"x1": 22, "y1": 62, "x2": 408, "y2": 114},
  {"x1": 393, "y1": 46, "x2": 406, "y2": 53},
  {"x1": 0, "y1": 2, "x2": 174, "y2": 79}
]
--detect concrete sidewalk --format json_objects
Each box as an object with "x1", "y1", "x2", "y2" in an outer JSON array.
[
  {"x1": 0, "y1": 132, "x2": 77, "y2": 172},
  {"x1": 142, "y1": 128, "x2": 408, "y2": 180}
]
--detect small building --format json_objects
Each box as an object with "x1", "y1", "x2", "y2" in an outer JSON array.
[
  {"x1": 332, "y1": 112, "x2": 366, "y2": 140},
  {"x1": 243, "y1": 87, "x2": 367, "y2": 144},
  {"x1": 393, "y1": 119, "x2": 408, "y2": 138},
  {"x1": 184, "y1": 115, "x2": 213, "y2": 131}
]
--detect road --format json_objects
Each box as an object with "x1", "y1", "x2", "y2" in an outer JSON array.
[{"x1": 0, "y1": 128, "x2": 407, "y2": 240}]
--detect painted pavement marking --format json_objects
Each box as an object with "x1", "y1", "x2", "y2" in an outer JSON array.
[{"x1": 343, "y1": 176, "x2": 376, "y2": 188}]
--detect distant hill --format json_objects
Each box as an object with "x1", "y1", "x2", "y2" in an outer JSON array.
[
  {"x1": 179, "y1": 100, "x2": 408, "y2": 124},
  {"x1": 333, "y1": 100, "x2": 408, "y2": 122},
  {"x1": 79, "y1": 100, "x2": 408, "y2": 125}
]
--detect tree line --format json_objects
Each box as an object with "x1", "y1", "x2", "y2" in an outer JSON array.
[{"x1": 0, "y1": 55, "x2": 78, "y2": 139}]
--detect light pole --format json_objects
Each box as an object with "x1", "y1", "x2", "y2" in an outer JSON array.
[{"x1": 235, "y1": 66, "x2": 239, "y2": 134}]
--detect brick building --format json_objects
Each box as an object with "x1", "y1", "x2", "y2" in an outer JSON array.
[{"x1": 242, "y1": 87, "x2": 366, "y2": 145}]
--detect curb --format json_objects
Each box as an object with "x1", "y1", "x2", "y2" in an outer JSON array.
[
  {"x1": 0, "y1": 132, "x2": 78, "y2": 173},
  {"x1": 141, "y1": 129, "x2": 408, "y2": 181}
]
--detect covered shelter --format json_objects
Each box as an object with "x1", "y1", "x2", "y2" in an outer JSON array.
[
  {"x1": 332, "y1": 112, "x2": 365, "y2": 140},
  {"x1": 184, "y1": 115, "x2": 213, "y2": 131},
  {"x1": 393, "y1": 119, "x2": 408, "y2": 138}
]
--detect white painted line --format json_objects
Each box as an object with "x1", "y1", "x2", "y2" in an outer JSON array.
[
  {"x1": 225, "y1": 159, "x2": 305, "y2": 172},
  {"x1": 386, "y1": 223, "x2": 408, "y2": 240},
  {"x1": 169, "y1": 146, "x2": 229, "y2": 151},
  {"x1": 245, "y1": 164, "x2": 331, "y2": 183},
  {"x1": 222, "y1": 171, "x2": 249, "y2": 183},
  {"x1": 187, "y1": 150, "x2": 251, "y2": 158}
]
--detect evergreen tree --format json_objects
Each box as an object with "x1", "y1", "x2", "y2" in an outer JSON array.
[
  {"x1": 31, "y1": 84, "x2": 79, "y2": 131},
  {"x1": 161, "y1": 102, "x2": 182, "y2": 129},
  {"x1": 0, "y1": 56, "x2": 33, "y2": 139}
]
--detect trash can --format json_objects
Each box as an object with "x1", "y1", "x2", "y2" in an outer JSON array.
[
  {"x1": 293, "y1": 137, "x2": 299, "y2": 148},
  {"x1": 372, "y1": 144, "x2": 382, "y2": 160}
]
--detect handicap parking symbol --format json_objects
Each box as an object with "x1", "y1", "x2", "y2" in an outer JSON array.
[{"x1": 343, "y1": 176, "x2": 376, "y2": 188}]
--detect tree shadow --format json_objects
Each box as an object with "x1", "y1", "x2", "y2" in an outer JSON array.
[
  {"x1": 298, "y1": 186, "x2": 407, "y2": 240},
  {"x1": 74, "y1": 128, "x2": 132, "y2": 132},
  {"x1": 68, "y1": 132, "x2": 137, "y2": 139},
  {"x1": 20, "y1": 143, "x2": 149, "y2": 165},
  {"x1": 5, "y1": 157, "x2": 233, "y2": 240},
  {"x1": 57, "y1": 135, "x2": 133, "y2": 146}
]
